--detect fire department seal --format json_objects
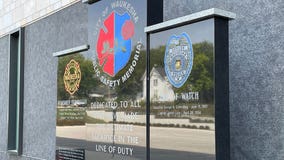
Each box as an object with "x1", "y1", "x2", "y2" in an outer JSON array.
[
  {"x1": 164, "y1": 32, "x2": 194, "y2": 88},
  {"x1": 63, "y1": 59, "x2": 81, "y2": 95}
]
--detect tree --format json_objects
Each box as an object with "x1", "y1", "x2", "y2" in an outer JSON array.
[
  {"x1": 114, "y1": 46, "x2": 147, "y2": 100},
  {"x1": 150, "y1": 41, "x2": 214, "y2": 103},
  {"x1": 57, "y1": 53, "x2": 98, "y2": 101}
]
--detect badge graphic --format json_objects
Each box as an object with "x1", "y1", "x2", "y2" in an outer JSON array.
[
  {"x1": 92, "y1": 1, "x2": 143, "y2": 88},
  {"x1": 63, "y1": 59, "x2": 81, "y2": 95},
  {"x1": 164, "y1": 33, "x2": 194, "y2": 88},
  {"x1": 96, "y1": 11, "x2": 134, "y2": 77}
]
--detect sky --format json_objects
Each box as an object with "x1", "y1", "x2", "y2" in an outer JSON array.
[{"x1": 150, "y1": 19, "x2": 214, "y2": 48}]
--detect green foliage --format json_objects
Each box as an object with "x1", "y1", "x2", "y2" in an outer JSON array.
[
  {"x1": 56, "y1": 108, "x2": 86, "y2": 126},
  {"x1": 56, "y1": 119, "x2": 85, "y2": 126},
  {"x1": 150, "y1": 41, "x2": 214, "y2": 103},
  {"x1": 57, "y1": 41, "x2": 214, "y2": 105},
  {"x1": 150, "y1": 45, "x2": 166, "y2": 68},
  {"x1": 114, "y1": 122, "x2": 211, "y2": 130},
  {"x1": 57, "y1": 53, "x2": 98, "y2": 101},
  {"x1": 85, "y1": 116, "x2": 106, "y2": 124},
  {"x1": 114, "y1": 46, "x2": 146, "y2": 100}
]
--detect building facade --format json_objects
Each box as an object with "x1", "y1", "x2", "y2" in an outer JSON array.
[{"x1": 0, "y1": 0, "x2": 283, "y2": 160}]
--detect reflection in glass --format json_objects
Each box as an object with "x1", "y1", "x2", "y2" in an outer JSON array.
[
  {"x1": 150, "y1": 19, "x2": 216, "y2": 160},
  {"x1": 56, "y1": 48, "x2": 147, "y2": 159},
  {"x1": 85, "y1": 0, "x2": 147, "y2": 159},
  {"x1": 57, "y1": 0, "x2": 147, "y2": 159}
]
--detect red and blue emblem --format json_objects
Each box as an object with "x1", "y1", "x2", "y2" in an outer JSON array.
[{"x1": 96, "y1": 11, "x2": 135, "y2": 77}]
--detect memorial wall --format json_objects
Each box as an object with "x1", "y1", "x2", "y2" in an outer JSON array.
[
  {"x1": 0, "y1": 0, "x2": 283, "y2": 160},
  {"x1": 56, "y1": 1, "x2": 219, "y2": 159},
  {"x1": 56, "y1": 0, "x2": 148, "y2": 159},
  {"x1": 149, "y1": 19, "x2": 216, "y2": 160}
]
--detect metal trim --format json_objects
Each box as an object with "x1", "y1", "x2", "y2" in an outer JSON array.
[
  {"x1": 145, "y1": 8, "x2": 236, "y2": 33},
  {"x1": 52, "y1": 45, "x2": 89, "y2": 57},
  {"x1": 214, "y1": 18, "x2": 230, "y2": 160},
  {"x1": 7, "y1": 27, "x2": 24, "y2": 156},
  {"x1": 81, "y1": 0, "x2": 101, "y2": 4}
]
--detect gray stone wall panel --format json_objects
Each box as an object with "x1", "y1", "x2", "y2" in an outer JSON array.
[
  {"x1": 0, "y1": 2, "x2": 88, "y2": 160},
  {"x1": 0, "y1": 36, "x2": 9, "y2": 152},
  {"x1": 228, "y1": 0, "x2": 284, "y2": 159},
  {"x1": 164, "y1": 0, "x2": 284, "y2": 160},
  {"x1": 0, "y1": 0, "x2": 283, "y2": 160},
  {"x1": 22, "y1": 2, "x2": 88, "y2": 159},
  {"x1": 164, "y1": 0, "x2": 228, "y2": 20}
]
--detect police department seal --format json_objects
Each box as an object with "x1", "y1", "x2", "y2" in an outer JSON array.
[{"x1": 164, "y1": 32, "x2": 194, "y2": 88}]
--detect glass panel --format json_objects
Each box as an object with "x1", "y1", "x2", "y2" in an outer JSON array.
[
  {"x1": 87, "y1": 0, "x2": 147, "y2": 159},
  {"x1": 56, "y1": 53, "x2": 88, "y2": 160},
  {"x1": 56, "y1": 1, "x2": 147, "y2": 160},
  {"x1": 149, "y1": 19, "x2": 215, "y2": 160}
]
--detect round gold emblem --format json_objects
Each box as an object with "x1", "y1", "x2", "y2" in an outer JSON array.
[{"x1": 63, "y1": 59, "x2": 81, "y2": 95}]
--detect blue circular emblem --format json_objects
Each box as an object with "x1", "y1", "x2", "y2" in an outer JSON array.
[{"x1": 164, "y1": 32, "x2": 194, "y2": 88}]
